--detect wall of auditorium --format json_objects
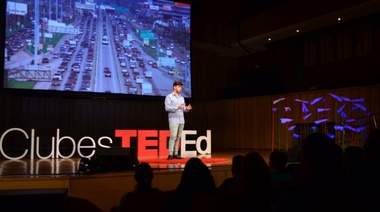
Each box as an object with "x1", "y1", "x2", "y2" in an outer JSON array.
[{"x1": 236, "y1": 13, "x2": 380, "y2": 95}]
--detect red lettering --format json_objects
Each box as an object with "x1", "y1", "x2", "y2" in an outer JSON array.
[
  {"x1": 138, "y1": 130, "x2": 158, "y2": 157},
  {"x1": 159, "y1": 130, "x2": 170, "y2": 157},
  {"x1": 115, "y1": 130, "x2": 137, "y2": 148}
]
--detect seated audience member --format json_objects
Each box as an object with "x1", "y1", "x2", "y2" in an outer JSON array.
[
  {"x1": 227, "y1": 151, "x2": 275, "y2": 211},
  {"x1": 219, "y1": 154, "x2": 244, "y2": 191},
  {"x1": 274, "y1": 133, "x2": 351, "y2": 211},
  {"x1": 176, "y1": 157, "x2": 216, "y2": 194},
  {"x1": 363, "y1": 128, "x2": 380, "y2": 182},
  {"x1": 362, "y1": 128, "x2": 380, "y2": 210},
  {"x1": 113, "y1": 163, "x2": 161, "y2": 212},
  {"x1": 131, "y1": 162, "x2": 161, "y2": 192},
  {"x1": 167, "y1": 158, "x2": 216, "y2": 212},
  {"x1": 269, "y1": 151, "x2": 294, "y2": 183},
  {"x1": 343, "y1": 146, "x2": 367, "y2": 189}
]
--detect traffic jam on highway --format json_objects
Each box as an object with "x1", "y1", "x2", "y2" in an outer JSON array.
[{"x1": 4, "y1": 0, "x2": 191, "y2": 97}]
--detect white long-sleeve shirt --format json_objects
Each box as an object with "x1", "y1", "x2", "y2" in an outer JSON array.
[{"x1": 164, "y1": 92, "x2": 188, "y2": 124}]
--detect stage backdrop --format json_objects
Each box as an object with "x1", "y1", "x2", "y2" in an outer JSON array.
[{"x1": 1, "y1": 85, "x2": 379, "y2": 159}]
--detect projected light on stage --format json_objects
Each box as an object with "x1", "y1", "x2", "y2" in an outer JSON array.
[{"x1": 271, "y1": 93, "x2": 372, "y2": 151}]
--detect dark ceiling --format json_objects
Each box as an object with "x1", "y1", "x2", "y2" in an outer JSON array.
[{"x1": 186, "y1": 0, "x2": 380, "y2": 58}]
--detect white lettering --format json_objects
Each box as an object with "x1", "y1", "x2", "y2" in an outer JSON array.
[
  {"x1": 36, "y1": 136, "x2": 55, "y2": 159},
  {"x1": 98, "y1": 136, "x2": 113, "y2": 149},
  {"x1": 0, "y1": 128, "x2": 29, "y2": 160},
  {"x1": 56, "y1": 129, "x2": 76, "y2": 159},
  {"x1": 196, "y1": 130, "x2": 211, "y2": 154},
  {"x1": 77, "y1": 136, "x2": 96, "y2": 158},
  {"x1": 181, "y1": 130, "x2": 197, "y2": 157}
]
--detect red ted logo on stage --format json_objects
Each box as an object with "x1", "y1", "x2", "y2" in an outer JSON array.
[{"x1": 115, "y1": 130, "x2": 211, "y2": 157}]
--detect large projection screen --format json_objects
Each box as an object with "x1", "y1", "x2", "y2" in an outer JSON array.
[{"x1": 3, "y1": 0, "x2": 192, "y2": 98}]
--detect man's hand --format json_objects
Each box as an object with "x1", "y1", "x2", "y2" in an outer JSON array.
[
  {"x1": 178, "y1": 104, "x2": 184, "y2": 109},
  {"x1": 186, "y1": 104, "x2": 193, "y2": 111}
]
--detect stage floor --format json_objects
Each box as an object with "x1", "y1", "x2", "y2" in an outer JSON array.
[{"x1": 0, "y1": 150, "x2": 271, "y2": 178}]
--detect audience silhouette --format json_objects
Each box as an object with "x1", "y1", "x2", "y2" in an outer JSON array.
[
  {"x1": 112, "y1": 162, "x2": 161, "y2": 212},
  {"x1": 167, "y1": 157, "x2": 216, "y2": 212},
  {"x1": 176, "y1": 157, "x2": 216, "y2": 194},
  {"x1": 343, "y1": 146, "x2": 367, "y2": 188},
  {"x1": 222, "y1": 151, "x2": 275, "y2": 211},
  {"x1": 361, "y1": 128, "x2": 380, "y2": 210},
  {"x1": 219, "y1": 154, "x2": 243, "y2": 191},
  {"x1": 274, "y1": 133, "x2": 352, "y2": 211},
  {"x1": 109, "y1": 130, "x2": 380, "y2": 212},
  {"x1": 269, "y1": 150, "x2": 294, "y2": 183},
  {"x1": 132, "y1": 162, "x2": 161, "y2": 192}
]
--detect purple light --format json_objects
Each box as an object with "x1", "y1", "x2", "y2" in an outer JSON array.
[
  {"x1": 273, "y1": 98, "x2": 285, "y2": 105},
  {"x1": 329, "y1": 93, "x2": 343, "y2": 102},
  {"x1": 317, "y1": 108, "x2": 331, "y2": 112},
  {"x1": 345, "y1": 119, "x2": 356, "y2": 123},
  {"x1": 351, "y1": 98, "x2": 364, "y2": 103},
  {"x1": 294, "y1": 99, "x2": 309, "y2": 104},
  {"x1": 280, "y1": 118, "x2": 293, "y2": 124},
  {"x1": 337, "y1": 104, "x2": 346, "y2": 113},
  {"x1": 315, "y1": 119, "x2": 329, "y2": 124},
  {"x1": 353, "y1": 103, "x2": 367, "y2": 111},
  {"x1": 340, "y1": 111, "x2": 347, "y2": 118},
  {"x1": 303, "y1": 113, "x2": 312, "y2": 120},
  {"x1": 334, "y1": 125, "x2": 345, "y2": 131},
  {"x1": 310, "y1": 97, "x2": 323, "y2": 105},
  {"x1": 341, "y1": 96, "x2": 351, "y2": 102},
  {"x1": 311, "y1": 126, "x2": 318, "y2": 132},
  {"x1": 302, "y1": 103, "x2": 309, "y2": 113}
]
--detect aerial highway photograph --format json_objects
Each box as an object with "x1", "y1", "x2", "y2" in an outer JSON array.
[{"x1": 4, "y1": 0, "x2": 192, "y2": 97}]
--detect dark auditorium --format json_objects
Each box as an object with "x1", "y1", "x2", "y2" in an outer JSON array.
[{"x1": 1, "y1": 0, "x2": 380, "y2": 211}]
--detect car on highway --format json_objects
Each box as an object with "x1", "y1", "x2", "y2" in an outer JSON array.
[
  {"x1": 51, "y1": 78, "x2": 60, "y2": 86},
  {"x1": 121, "y1": 68, "x2": 129, "y2": 76},
  {"x1": 135, "y1": 75, "x2": 143, "y2": 84},
  {"x1": 117, "y1": 53, "x2": 124, "y2": 61},
  {"x1": 104, "y1": 67, "x2": 111, "y2": 77},
  {"x1": 57, "y1": 66, "x2": 67, "y2": 73},
  {"x1": 145, "y1": 71, "x2": 152, "y2": 78},
  {"x1": 42, "y1": 58, "x2": 49, "y2": 63},
  {"x1": 128, "y1": 86, "x2": 138, "y2": 94},
  {"x1": 71, "y1": 63, "x2": 81, "y2": 72},
  {"x1": 124, "y1": 78, "x2": 133, "y2": 86},
  {"x1": 85, "y1": 63, "x2": 92, "y2": 71},
  {"x1": 168, "y1": 69, "x2": 174, "y2": 75},
  {"x1": 64, "y1": 82, "x2": 74, "y2": 91},
  {"x1": 152, "y1": 63, "x2": 157, "y2": 68},
  {"x1": 132, "y1": 68, "x2": 139, "y2": 74},
  {"x1": 139, "y1": 62, "x2": 144, "y2": 67}
]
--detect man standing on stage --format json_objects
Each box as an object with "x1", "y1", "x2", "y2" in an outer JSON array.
[{"x1": 165, "y1": 81, "x2": 192, "y2": 160}]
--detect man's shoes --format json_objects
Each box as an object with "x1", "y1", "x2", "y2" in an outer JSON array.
[
  {"x1": 173, "y1": 155, "x2": 184, "y2": 159},
  {"x1": 167, "y1": 155, "x2": 173, "y2": 160}
]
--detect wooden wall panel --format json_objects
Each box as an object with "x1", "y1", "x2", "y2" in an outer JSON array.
[{"x1": 192, "y1": 85, "x2": 379, "y2": 151}]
